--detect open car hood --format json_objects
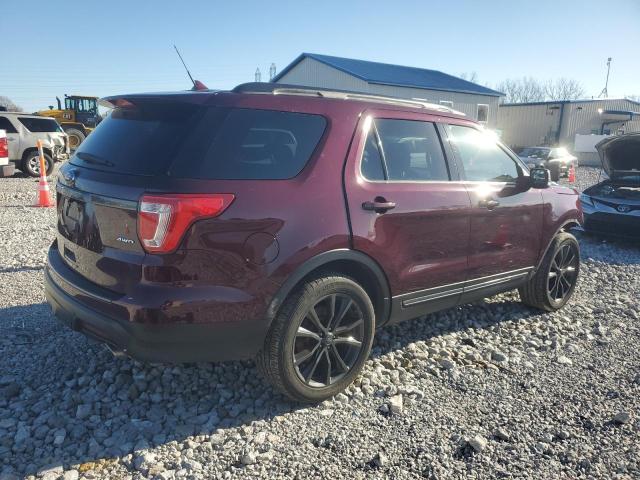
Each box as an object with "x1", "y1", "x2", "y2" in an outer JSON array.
[{"x1": 596, "y1": 133, "x2": 640, "y2": 178}]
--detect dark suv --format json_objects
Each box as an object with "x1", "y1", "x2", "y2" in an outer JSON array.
[{"x1": 45, "y1": 83, "x2": 582, "y2": 402}]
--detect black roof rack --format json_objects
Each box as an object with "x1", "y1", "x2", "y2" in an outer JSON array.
[{"x1": 232, "y1": 82, "x2": 465, "y2": 116}]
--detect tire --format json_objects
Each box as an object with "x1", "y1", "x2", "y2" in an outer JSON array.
[
  {"x1": 22, "y1": 151, "x2": 53, "y2": 177},
  {"x1": 64, "y1": 128, "x2": 86, "y2": 150},
  {"x1": 519, "y1": 232, "x2": 580, "y2": 311},
  {"x1": 548, "y1": 162, "x2": 561, "y2": 182},
  {"x1": 257, "y1": 275, "x2": 375, "y2": 403}
]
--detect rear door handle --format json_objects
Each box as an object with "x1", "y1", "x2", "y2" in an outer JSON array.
[
  {"x1": 362, "y1": 198, "x2": 396, "y2": 213},
  {"x1": 479, "y1": 199, "x2": 500, "y2": 210}
]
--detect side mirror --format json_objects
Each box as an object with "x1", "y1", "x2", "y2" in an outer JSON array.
[{"x1": 530, "y1": 167, "x2": 550, "y2": 189}]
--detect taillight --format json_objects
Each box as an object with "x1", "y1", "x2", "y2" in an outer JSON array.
[
  {"x1": 0, "y1": 137, "x2": 8, "y2": 158},
  {"x1": 138, "y1": 194, "x2": 234, "y2": 254}
]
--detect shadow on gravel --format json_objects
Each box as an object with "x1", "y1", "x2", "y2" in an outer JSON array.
[{"x1": 1, "y1": 294, "x2": 543, "y2": 476}]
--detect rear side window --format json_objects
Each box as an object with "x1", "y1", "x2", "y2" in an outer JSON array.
[
  {"x1": 173, "y1": 109, "x2": 326, "y2": 180},
  {"x1": 18, "y1": 117, "x2": 63, "y2": 133},
  {"x1": 360, "y1": 118, "x2": 449, "y2": 181},
  {"x1": 0, "y1": 117, "x2": 18, "y2": 134}
]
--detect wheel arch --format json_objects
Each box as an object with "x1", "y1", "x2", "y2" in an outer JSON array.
[
  {"x1": 21, "y1": 146, "x2": 52, "y2": 161},
  {"x1": 535, "y1": 220, "x2": 581, "y2": 273},
  {"x1": 266, "y1": 249, "x2": 392, "y2": 329}
]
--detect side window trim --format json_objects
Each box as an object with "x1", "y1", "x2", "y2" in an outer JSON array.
[
  {"x1": 434, "y1": 122, "x2": 461, "y2": 181},
  {"x1": 359, "y1": 116, "x2": 454, "y2": 183},
  {"x1": 371, "y1": 120, "x2": 390, "y2": 181}
]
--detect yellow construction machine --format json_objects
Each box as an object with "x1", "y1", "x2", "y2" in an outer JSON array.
[{"x1": 37, "y1": 95, "x2": 102, "y2": 149}]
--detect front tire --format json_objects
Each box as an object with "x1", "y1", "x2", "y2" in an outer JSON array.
[
  {"x1": 548, "y1": 162, "x2": 561, "y2": 182},
  {"x1": 22, "y1": 151, "x2": 53, "y2": 177},
  {"x1": 257, "y1": 275, "x2": 375, "y2": 403},
  {"x1": 519, "y1": 232, "x2": 580, "y2": 311}
]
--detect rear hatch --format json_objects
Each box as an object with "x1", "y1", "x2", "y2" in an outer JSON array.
[
  {"x1": 56, "y1": 98, "x2": 205, "y2": 292},
  {"x1": 55, "y1": 93, "x2": 327, "y2": 293}
]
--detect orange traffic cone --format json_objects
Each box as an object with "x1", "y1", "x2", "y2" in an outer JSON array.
[
  {"x1": 568, "y1": 163, "x2": 576, "y2": 183},
  {"x1": 34, "y1": 140, "x2": 55, "y2": 208}
]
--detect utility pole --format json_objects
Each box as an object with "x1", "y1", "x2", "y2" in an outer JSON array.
[
  {"x1": 598, "y1": 57, "x2": 612, "y2": 98},
  {"x1": 269, "y1": 63, "x2": 277, "y2": 81},
  {"x1": 255, "y1": 68, "x2": 261, "y2": 82}
]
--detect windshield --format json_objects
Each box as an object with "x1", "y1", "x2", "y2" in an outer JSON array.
[
  {"x1": 18, "y1": 117, "x2": 63, "y2": 133},
  {"x1": 518, "y1": 147, "x2": 550, "y2": 159}
]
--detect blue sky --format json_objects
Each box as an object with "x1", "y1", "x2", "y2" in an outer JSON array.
[{"x1": 2, "y1": 0, "x2": 639, "y2": 112}]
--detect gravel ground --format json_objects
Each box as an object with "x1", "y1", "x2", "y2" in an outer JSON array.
[{"x1": 1, "y1": 166, "x2": 638, "y2": 479}]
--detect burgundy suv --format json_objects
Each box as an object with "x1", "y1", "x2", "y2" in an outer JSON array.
[{"x1": 45, "y1": 83, "x2": 582, "y2": 402}]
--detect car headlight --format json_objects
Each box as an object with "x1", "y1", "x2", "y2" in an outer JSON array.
[{"x1": 579, "y1": 194, "x2": 594, "y2": 207}]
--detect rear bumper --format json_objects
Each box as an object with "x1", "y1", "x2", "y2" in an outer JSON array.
[{"x1": 45, "y1": 246, "x2": 269, "y2": 363}]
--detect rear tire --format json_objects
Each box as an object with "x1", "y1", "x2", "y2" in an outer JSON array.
[
  {"x1": 257, "y1": 275, "x2": 375, "y2": 403},
  {"x1": 64, "y1": 128, "x2": 85, "y2": 150},
  {"x1": 22, "y1": 151, "x2": 53, "y2": 177},
  {"x1": 519, "y1": 232, "x2": 580, "y2": 311}
]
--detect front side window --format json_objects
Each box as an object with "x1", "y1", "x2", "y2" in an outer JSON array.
[
  {"x1": 447, "y1": 124, "x2": 520, "y2": 182},
  {"x1": 360, "y1": 118, "x2": 449, "y2": 181}
]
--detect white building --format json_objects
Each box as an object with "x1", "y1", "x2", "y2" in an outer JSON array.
[
  {"x1": 272, "y1": 53, "x2": 503, "y2": 127},
  {"x1": 498, "y1": 99, "x2": 640, "y2": 165}
]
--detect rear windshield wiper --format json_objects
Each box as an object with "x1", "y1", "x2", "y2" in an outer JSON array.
[{"x1": 76, "y1": 152, "x2": 115, "y2": 168}]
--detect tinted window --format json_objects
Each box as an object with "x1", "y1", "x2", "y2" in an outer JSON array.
[
  {"x1": 375, "y1": 119, "x2": 449, "y2": 181},
  {"x1": 18, "y1": 117, "x2": 63, "y2": 133},
  {"x1": 174, "y1": 109, "x2": 326, "y2": 180},
  {"x1": 519, "y1": 147, "x2": 550, "y2": 159},
  {"x1": 71, "y1": 104, "x2": 326, "y2": 179},
  {"x1": 71, "y1": 102, "x2": 204, "y2": 175},
  {"x1": 447, "y1": 124, "x2": 520, "y2": 182},
  {"x1": 361, "y1": 128, "x2": 385, "y2": 181},
  {"x1": 0, "y1": 117, "x2": 18, "y2": 134}
]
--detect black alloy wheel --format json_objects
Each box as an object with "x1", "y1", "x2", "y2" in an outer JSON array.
[
  {"x1": 547, "y1": 243, "x2": 578, "y2": 302},
  {"x1": 293, "y1": 293, "x2": 365, "y2": 387}
]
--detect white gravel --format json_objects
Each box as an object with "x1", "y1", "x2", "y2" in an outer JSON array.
[{"x1": 1, "y1": 166, "x2": 639, "y2": 479}]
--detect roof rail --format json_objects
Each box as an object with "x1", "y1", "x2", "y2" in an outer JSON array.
[{"x1": 231, "y1": 82, "x2": 465, "y2": 116}]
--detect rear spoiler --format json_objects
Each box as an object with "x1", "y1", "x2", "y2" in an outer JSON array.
[{"x1": 99, "y1": 90, "x2": 218, "y2": 109}]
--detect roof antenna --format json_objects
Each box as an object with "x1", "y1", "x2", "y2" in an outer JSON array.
[{"x1": 174, "y1": 45, "x2": 207, "y2": 91}]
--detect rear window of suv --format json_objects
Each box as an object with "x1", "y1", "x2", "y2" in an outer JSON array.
[
  {"x1": 18, "y1": 117, "x2": 63, "y2": 133},
  {"x1": 70, "y1": 102, "x2": 326, "y2": 179}
]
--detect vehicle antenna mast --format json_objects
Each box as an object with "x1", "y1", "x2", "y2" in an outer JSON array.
[{"x1": 174, "y1": 45, "x2": 196, "y2": 88}]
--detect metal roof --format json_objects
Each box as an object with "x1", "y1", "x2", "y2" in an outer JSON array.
[
  {"x1": 272, "y1": 53, "x2": 504, "y2": 97},
  {"x1": 500, "y1": 98, "x2": 640, "y2": 107}
]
